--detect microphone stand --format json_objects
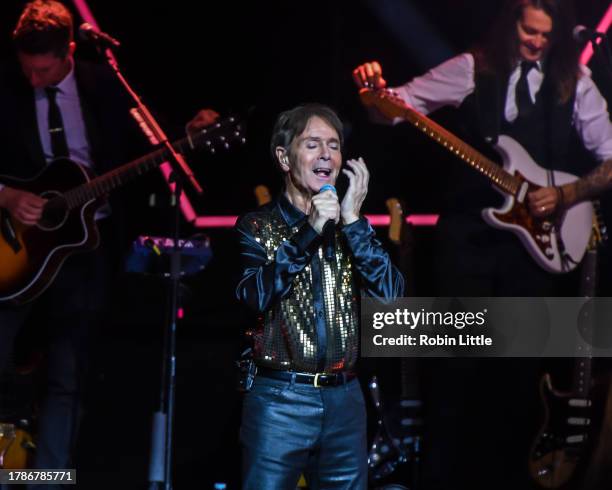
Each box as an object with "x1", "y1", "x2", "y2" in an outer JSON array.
[
  {"x1": 95, "y1": 44, "x2": 201, "y2": 490},
  {"x1": 101, "y1": 47, "x2": 203, "y2": 194}
]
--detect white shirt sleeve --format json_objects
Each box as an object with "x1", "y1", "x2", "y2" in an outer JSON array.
[
  {"x1": 392, "y1": 53, "x2": 476, "y2": 115},
  {"x1": 389, "y1": 55, "x2": 612, "y2": 164},
  {"x1": 573, "y1": 66, "x2": 612, "y2": 163}
]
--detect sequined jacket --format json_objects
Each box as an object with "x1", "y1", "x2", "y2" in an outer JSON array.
[{"x1": 235, "y1": 194, "x2": 404, "y2": 373}]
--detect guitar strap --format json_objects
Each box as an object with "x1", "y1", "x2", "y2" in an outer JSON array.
[
  {"x1": 552, "y1": 199, "x2": 580, "y2": 271},
  {"x1": 539, "y1": 74, "x2": 579, "y2": 272}
]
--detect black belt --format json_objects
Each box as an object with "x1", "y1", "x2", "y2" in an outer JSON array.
[{"x1": 257, "y1": 367, "x2": 356, "y2": 388}]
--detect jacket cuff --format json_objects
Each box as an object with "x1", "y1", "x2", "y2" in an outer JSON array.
[{"x1": 342, "y1": 216, "x2": 369, "y2": 235}]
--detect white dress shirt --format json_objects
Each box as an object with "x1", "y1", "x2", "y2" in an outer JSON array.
[
  {"x1": 392, "y1": 52, "x2": 612, "y2": 163},
  {"x1": 0, "y1": 61, "x2": 93, "y2": 195},
  {"x1": 32, "y1": 61, "x2": 109, "y2": 218},
  {"x1": 34, "y1": 61, "x2": 93, "y2": 168}
]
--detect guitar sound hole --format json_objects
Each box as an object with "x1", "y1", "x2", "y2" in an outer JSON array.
[{"x1": 38, "y1": 192, "x2": 68, "y2": 231}]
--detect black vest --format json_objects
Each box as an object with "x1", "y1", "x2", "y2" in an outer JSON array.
[{"x1": 449, "y1": 63, "x2": 577, "y2": 212}]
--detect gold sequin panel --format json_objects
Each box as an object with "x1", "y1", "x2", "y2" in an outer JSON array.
[{"x1": 250, "y1": 209, "x2": 359, "y2": 373}]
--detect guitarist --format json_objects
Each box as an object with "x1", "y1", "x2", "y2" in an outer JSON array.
[
  {"x1": 0, "y1": 1, "x2": 220, "y2": 484},
  {"x1": 352, "y1": 0, "x2": 612, "y2": 489},
  {"x1": 0, "y1": 1, "x2": 150, "y2": 484},
  {"x1": 353, "y1": 0, "x2": 612, "y2": 297}
]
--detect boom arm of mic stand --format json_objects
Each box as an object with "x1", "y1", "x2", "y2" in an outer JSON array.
[{"x1": 101, "y1": 48, "x2": 204, "y2": 196}]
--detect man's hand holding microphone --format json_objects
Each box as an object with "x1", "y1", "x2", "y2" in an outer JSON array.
[{"x1": 308, "y1": 158, "x2": 369, "y2": 261}]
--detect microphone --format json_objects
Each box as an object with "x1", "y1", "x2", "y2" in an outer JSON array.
[
  {"x1": 573, "y1": 25, "x2": 605, "y2": 44},
  {"x1": 79, "y1": 23, "x2": 121, "y2": 49},
  {"x1": 319, "y1": 184, "x2": 337, "y2": 262}
]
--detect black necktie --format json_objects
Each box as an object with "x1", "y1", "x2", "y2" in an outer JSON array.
[
  {"x1": 45, "y1": 86, "x2": 69, "y2": 159},
  {"x1": 515, "y1": 61, "x2": 537, "y2": 119}
]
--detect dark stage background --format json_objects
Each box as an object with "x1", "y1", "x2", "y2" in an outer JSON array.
[{"x1": 2, "y1": 1, "x2": 612, "y2": 488}]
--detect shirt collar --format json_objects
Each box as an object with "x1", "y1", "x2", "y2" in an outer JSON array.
[
  {"x1": 277, "y1": 192, "x2": 307, "y2": 227},
  {"x1": 55, "y1": 58, "x2": 77, "y2": 95},
  {"x1": 533, "y1": 60, "x2": 543, "y2": 72},
  {"x1": 516, "y1": 58, "x2": 544, "y2": 73}
]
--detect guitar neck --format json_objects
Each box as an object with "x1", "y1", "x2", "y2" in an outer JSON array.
[
  {"x1": 63, "y1": 127, "x2": 226, "y2": 208},
  {"x1": 400, "y1": 105, "x2": 520, "y2": 195},
  {"x1": 573, "y1": 248, "x2": 597, "y2": 396}
]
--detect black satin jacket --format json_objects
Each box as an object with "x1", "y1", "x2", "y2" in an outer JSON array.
[{"x1": 235, "y1": 194, "x2": 404, "y2": 373}]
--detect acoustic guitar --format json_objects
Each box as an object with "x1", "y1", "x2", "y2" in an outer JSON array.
[{"x1": 0, "y1": 117, "x2": 244, "y2": 305}]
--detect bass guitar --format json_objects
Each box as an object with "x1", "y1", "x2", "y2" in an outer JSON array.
[{"x1": 528, "y1": 202, "x2": 607, "y2": 488}]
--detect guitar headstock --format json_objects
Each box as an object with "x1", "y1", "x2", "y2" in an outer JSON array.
[
  {"x1": 386, "y1": 197, "x2": 404, "y2": 245},
  {"x1": 359, "y1": 88, "x2": 410, "y2": 120},
  {"x1": 189, "y1": 116, "x2": 246, "y2": 154}
]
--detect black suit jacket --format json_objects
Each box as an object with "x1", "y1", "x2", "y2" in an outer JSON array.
[
  {"x1": 0, "y1": 57, "x2": 154, "y2": 269},
  {"x1": 0, "y1": 58, "x2": 142, "y2": 179}
]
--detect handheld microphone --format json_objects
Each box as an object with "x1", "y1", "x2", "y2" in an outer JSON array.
[
  {"x1": 79, "y1": 23, "x2": 121, "y2": 49},
  {"x1": 573, "y1": 25, "x2": 605, "y2": 44},
  {"x1": 319, "y1": 184, "x2": 337, "y2": 262}
]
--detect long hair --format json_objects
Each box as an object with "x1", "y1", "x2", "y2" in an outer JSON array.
[{"x1": 473, "y1": 0, "x2": 579, "y2": 103}]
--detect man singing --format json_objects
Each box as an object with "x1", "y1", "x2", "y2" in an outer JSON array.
[{"x1": 235, "y1": 103, "x2": 404, "y2": 489}]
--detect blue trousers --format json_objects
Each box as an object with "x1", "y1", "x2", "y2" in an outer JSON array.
[{"x1": 240, "y1": 375, "x2": 367, "y2": 490}]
